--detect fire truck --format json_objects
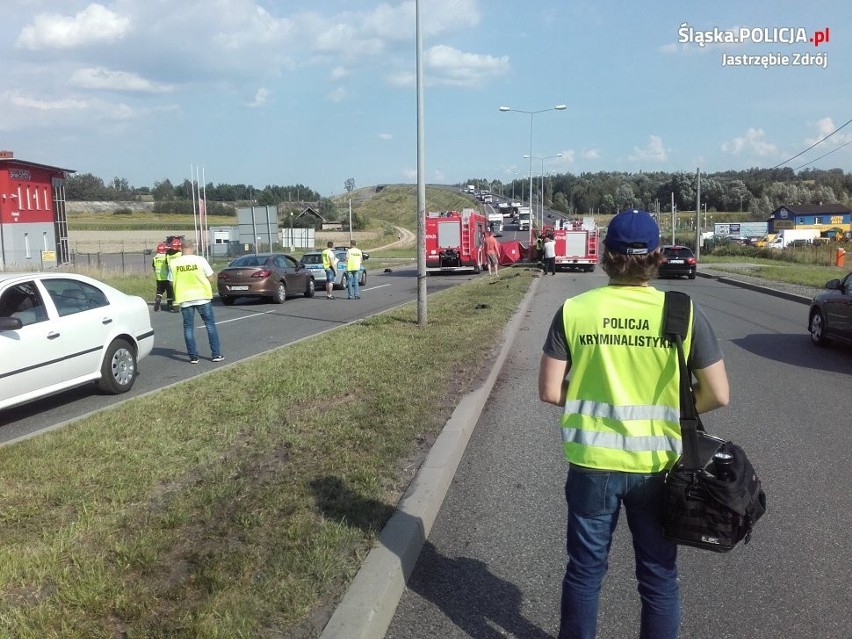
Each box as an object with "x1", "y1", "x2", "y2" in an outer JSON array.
[
  {"x1": 549, "y1": 217, "x2": 599, "y2": 272},
  {"x1": 425, "y1": 208, "x2": 488, "y2": 273}
]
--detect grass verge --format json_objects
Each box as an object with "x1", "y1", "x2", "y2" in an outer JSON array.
[
  {"x1": 700, "y1": 255, "x2": 848, "y2": 288},
  {"x1": 0, "y1": 268, "x2": 537, "y2": 638}
]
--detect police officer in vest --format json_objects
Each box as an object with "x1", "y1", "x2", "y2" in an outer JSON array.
[
  {"x1": 165, "y1": 237, "x2": 183, "y2": 312},
  {"x1": 538, "y1": 209, "x2": 730, "y2": 639},
  {"x1": 345, "y1": 239, "x2": 363, "y2": 300},
  {"x1": 151, "y1": 243, "x2": 173, "y2": 311},
  {"x1": 169, "y1": 238, "x2": 223, "y2": 364}
]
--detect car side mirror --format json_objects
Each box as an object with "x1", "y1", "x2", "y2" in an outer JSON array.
[{"x1": 825, "y1": 278, "x2": 841, "y2": 290}]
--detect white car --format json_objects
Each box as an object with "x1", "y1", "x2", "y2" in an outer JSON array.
[{"x1": 0, "y1": 272, "x2": 155, "y2": 411}]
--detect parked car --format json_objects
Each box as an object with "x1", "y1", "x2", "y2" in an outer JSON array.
[
  {"x1": 217, "y1": 253, "x2": 315, "y2": 305},
  {"x1": 300, "y1": 249, "x2": 368, "y2": 289},
  {"x1": 658, "y1": 245, "x2": 697, "y2": 279},
  {"x1": 0, "y1": 272, "x2": 155, "y2": 411},
  {"x1": 808, "y1": 272, "x2": 852, "y2": 347}
]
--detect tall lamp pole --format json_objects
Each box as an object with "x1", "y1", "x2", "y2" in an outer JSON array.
[
  {"x1": 525, "y1": 153, "x2": 562, "y2": 229},
  {"x1": 499, "y1": 104, "x2": 566, "y2": 237}
]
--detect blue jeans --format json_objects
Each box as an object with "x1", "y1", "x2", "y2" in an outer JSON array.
[
  {"x1": 181, "y1": 301, "x2": 221, "y2": 359},
  {"x1": 346, "y1": 270, "x2": 360, "y2": 298},
  {"x1": 559, "y1": 464, "x2": 680, "y2": 639}
]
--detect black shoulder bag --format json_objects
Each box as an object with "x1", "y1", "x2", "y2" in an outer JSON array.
[{"x1": 661, "y1": 291, "x2": 767, "y2": 552}]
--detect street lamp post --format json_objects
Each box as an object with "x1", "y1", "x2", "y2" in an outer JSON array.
[
  {"x1": 499, "y1": 104, "x2": 566, "y2": 237},
  {"x1": 525, "y1": 153, "x2": 562, "y2": 229}
]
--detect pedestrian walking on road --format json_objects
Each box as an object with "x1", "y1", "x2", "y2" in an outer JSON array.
[
  {"x1": 321, "y1": 240, "x2": 337, "y2": 299},
  {"x1": 169, "y1": 238, "x2": 223, "y2": 364},
  {"x1": 345, "y1": 239, "x2": 363, "y2": 299},
  {"x1": 484, "y1": 230, "x2": 500, "y2": 276},
  {"x1": 151, "y1": 243, "x2": 174, "y2": 311},
  {"x1": 538, "y1": 209, "x2": 730, "y2": 639},
  {"x1": 542, "y1": 233, "x2": 557, "y2": 275}
]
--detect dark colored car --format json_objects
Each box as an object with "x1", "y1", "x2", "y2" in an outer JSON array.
[
  {"x1": 808, "y1": 272, "x2": 852, "y2": 347},
  {"x1": 658, "y1": 245, "x2": 697, "y2": 279},
  {"x1": 217, "y1": 253, "x2": 315, "y2": 305}
]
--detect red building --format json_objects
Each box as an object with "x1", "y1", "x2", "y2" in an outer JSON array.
[{"x1": 0, "y1": 150, "x2": 75, "y2": 270}]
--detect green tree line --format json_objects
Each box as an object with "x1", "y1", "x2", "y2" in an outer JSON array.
[{"x1": 469, "y1": 167, "x2": 852, "y2": 216}]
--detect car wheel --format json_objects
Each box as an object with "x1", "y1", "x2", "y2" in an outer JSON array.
[
  {"x1": 221, "y1": 295, "x2": 235, "y2": 306},
  {"x1": 272, "y1": 281, "x2": 287, "y2": 304},
  {"x1": 809, "y1": 308, "x2": 830, "y2": 346},
  {"x1": 98, "y1": 338, "x2": 137, "y2": 394},
  {"x1": 304, "y1": 278, "x2": 316, "y2": 298},
  {"x1": 688, "y1": 272, "x2": 696, "y2": 280},
  {"x1": 359, "y1": 271, "x2": 367, "y2": 286}
]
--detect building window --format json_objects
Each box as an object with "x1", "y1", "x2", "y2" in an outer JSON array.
[
  {"x1": 43, "y1": 231, "x2": 49, "y2": 249},
  {"x1": 44, "y1": 186, "x2": 49, "y2": 210},
  {"x1": 34, "y1": 187, "x2": 40, "y2": 210},
  {"x1": 815, "y1": 216, "x2": 822, "y2": 225},
  {"x1": 26, "y1": 185, "x2": 32, "y2": 210},
  {"x1": 16, "y1": 185, "x2": 22, "y2": 207},
  {"x1": 24, "y1": 233, "x2": 31, "y2": 259}
]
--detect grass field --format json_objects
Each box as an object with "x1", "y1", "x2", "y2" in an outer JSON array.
[{"x1": 0, "y1": 268, "x2": 537, "y2": 638}]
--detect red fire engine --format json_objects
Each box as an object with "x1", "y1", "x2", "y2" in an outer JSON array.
[
  {"x1": 425, "y1": 208, "x2": 488, "y2": 273},
  {"x1": 547, "y1": 217, "x2": 599, "y2": 272}
]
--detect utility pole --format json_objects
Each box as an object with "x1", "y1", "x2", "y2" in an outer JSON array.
[{"x1": 694, "y1": 166, "x2": 702, "y2": 260}]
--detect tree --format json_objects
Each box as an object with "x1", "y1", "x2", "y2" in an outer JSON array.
[
  {"x1": 344, "y1": 178, "x2": 356, "y2": 193},
  {"x1": 152, "y1": 179, "x2": 176, "y2": 202}
]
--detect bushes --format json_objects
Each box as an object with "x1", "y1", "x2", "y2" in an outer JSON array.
[{"x1": 707, "y1": 240, "x2": 850, "y2": 266}]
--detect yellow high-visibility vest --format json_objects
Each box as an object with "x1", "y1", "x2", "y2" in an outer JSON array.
[
  {"x1": 322, "y1": 248, "x2": 336, "y2": 270},
  {"x1": 170, "y1": 255, "x2": 213, "y2": 304},
  {"x1": 152, "y1": 253, "x2": 169, "y2": 280},
  {"x1": 346, "y1": 247, "x2": 363, "y2": 272},
  {"x1": 560, "y1": 285, "x2": 693, "y2": 472}
]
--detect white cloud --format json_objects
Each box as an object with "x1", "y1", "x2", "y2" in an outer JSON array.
[
  {"x1": 379, "y1": 133, "x2": 392, "y2": 140},
  {"x1": 326, "y1": 87, "x2": 347, "y2": 103},
  {"x1": 16, "y1": 3, "x2": 132, "y2": 50},
  {"x1": 721, "y1": 128, "x2": 778, "y2": 156},
  {"x1": 582, "y1": 148, "x2": 601, "y2": 160},
  {"x1": 425, "y1": 45, "x2": 509, "y2": 87},
  {"x1": 629, "y1": 135, "x2": 668, "y2": 162},
  {"x1": 806, "y1": 117, "x2": 852, "y2": 146},
  {"x1": 330, "y1": 66, "x2": 347, "y2": 81},
  {"x1": 70, "y1": 67, "x2": 173, "y2": 93},
  {"x1": 245, "y1": 88, "x2": 270, "y2": 108}
]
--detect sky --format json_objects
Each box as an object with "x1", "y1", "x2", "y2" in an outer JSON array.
[{"x1": 1, "y1": 0, "x2": 850, "y2": 198}]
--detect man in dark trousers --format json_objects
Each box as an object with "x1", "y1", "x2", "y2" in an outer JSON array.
[{"x1": 538, "y1": 209, "x2": 730, "y2": 639}]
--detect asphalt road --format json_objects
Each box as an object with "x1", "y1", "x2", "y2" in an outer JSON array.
[
  {"x1": 0, "y1": 265, "x2": 473, "y2": 443},
  {"x1": 385, "y1": 272, "x2": 851, "y2": 639}
]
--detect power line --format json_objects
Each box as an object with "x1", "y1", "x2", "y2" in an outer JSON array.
[
  {"x1": 766, "y1": 117, "x2": 852, "y2": 171},
  {"x1": 793, "y1": 139, "x2": 852, "y2": 171}
]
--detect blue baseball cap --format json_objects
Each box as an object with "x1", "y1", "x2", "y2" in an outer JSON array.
[{"x1": 604, "y1": 209, "x2": 660, "y2": 255}]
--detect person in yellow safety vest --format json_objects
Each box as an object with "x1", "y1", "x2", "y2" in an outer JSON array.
[
  {"x1": 165, "y1": 238, "x2": 183, "y2": 312},
  {"x1": 151, "y1": 243, "x2": 174, "y2": 311},
  {"x1": 345, "y1": 239, "x2": 363, "y2": 299},
  {"x1": 321, "y1": 240, "x2": 338, "y2": 300},
  {"x1": 169, "y1": 238, "x2": 223, "y2": 364},
  {"x1": 538, "y1": 209, "x2": 730, "y2": 639}
]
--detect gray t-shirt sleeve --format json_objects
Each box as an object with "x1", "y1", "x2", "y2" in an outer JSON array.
[{"x1": 541, "y1": 300, "x2": 723, "y2": 369}]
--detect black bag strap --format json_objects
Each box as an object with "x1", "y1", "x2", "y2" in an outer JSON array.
[{"x1": 663, "y1": 291, "x2": 703, "y2": 470}]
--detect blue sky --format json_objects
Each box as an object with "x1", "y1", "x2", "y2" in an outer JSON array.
[{"x1": 1, "y1": 0, "x2": 849, "y2": 197}]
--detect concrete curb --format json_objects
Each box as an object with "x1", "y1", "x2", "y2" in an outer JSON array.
[
  {"x1": 319, "y1": 274, "x2": 543, "y2": 639},
  {"x1": 696, "y1": 269, "x2": 811, "y2": 305}
]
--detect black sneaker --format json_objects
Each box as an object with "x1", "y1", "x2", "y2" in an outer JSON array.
[
  {"x1": 190, "y1": 357, "x2": 199, "y2": 364},
  {"x1": 212, "y1": 355, "x2": 224, "y2": 362}
]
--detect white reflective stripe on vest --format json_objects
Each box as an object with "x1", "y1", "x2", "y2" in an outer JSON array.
[
  {"x1": 561, "y1": 427, "x2": 683, "y2": 454},
  {"x1": 564, "y1": 398, "x2": 679, "y2": 424}
]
